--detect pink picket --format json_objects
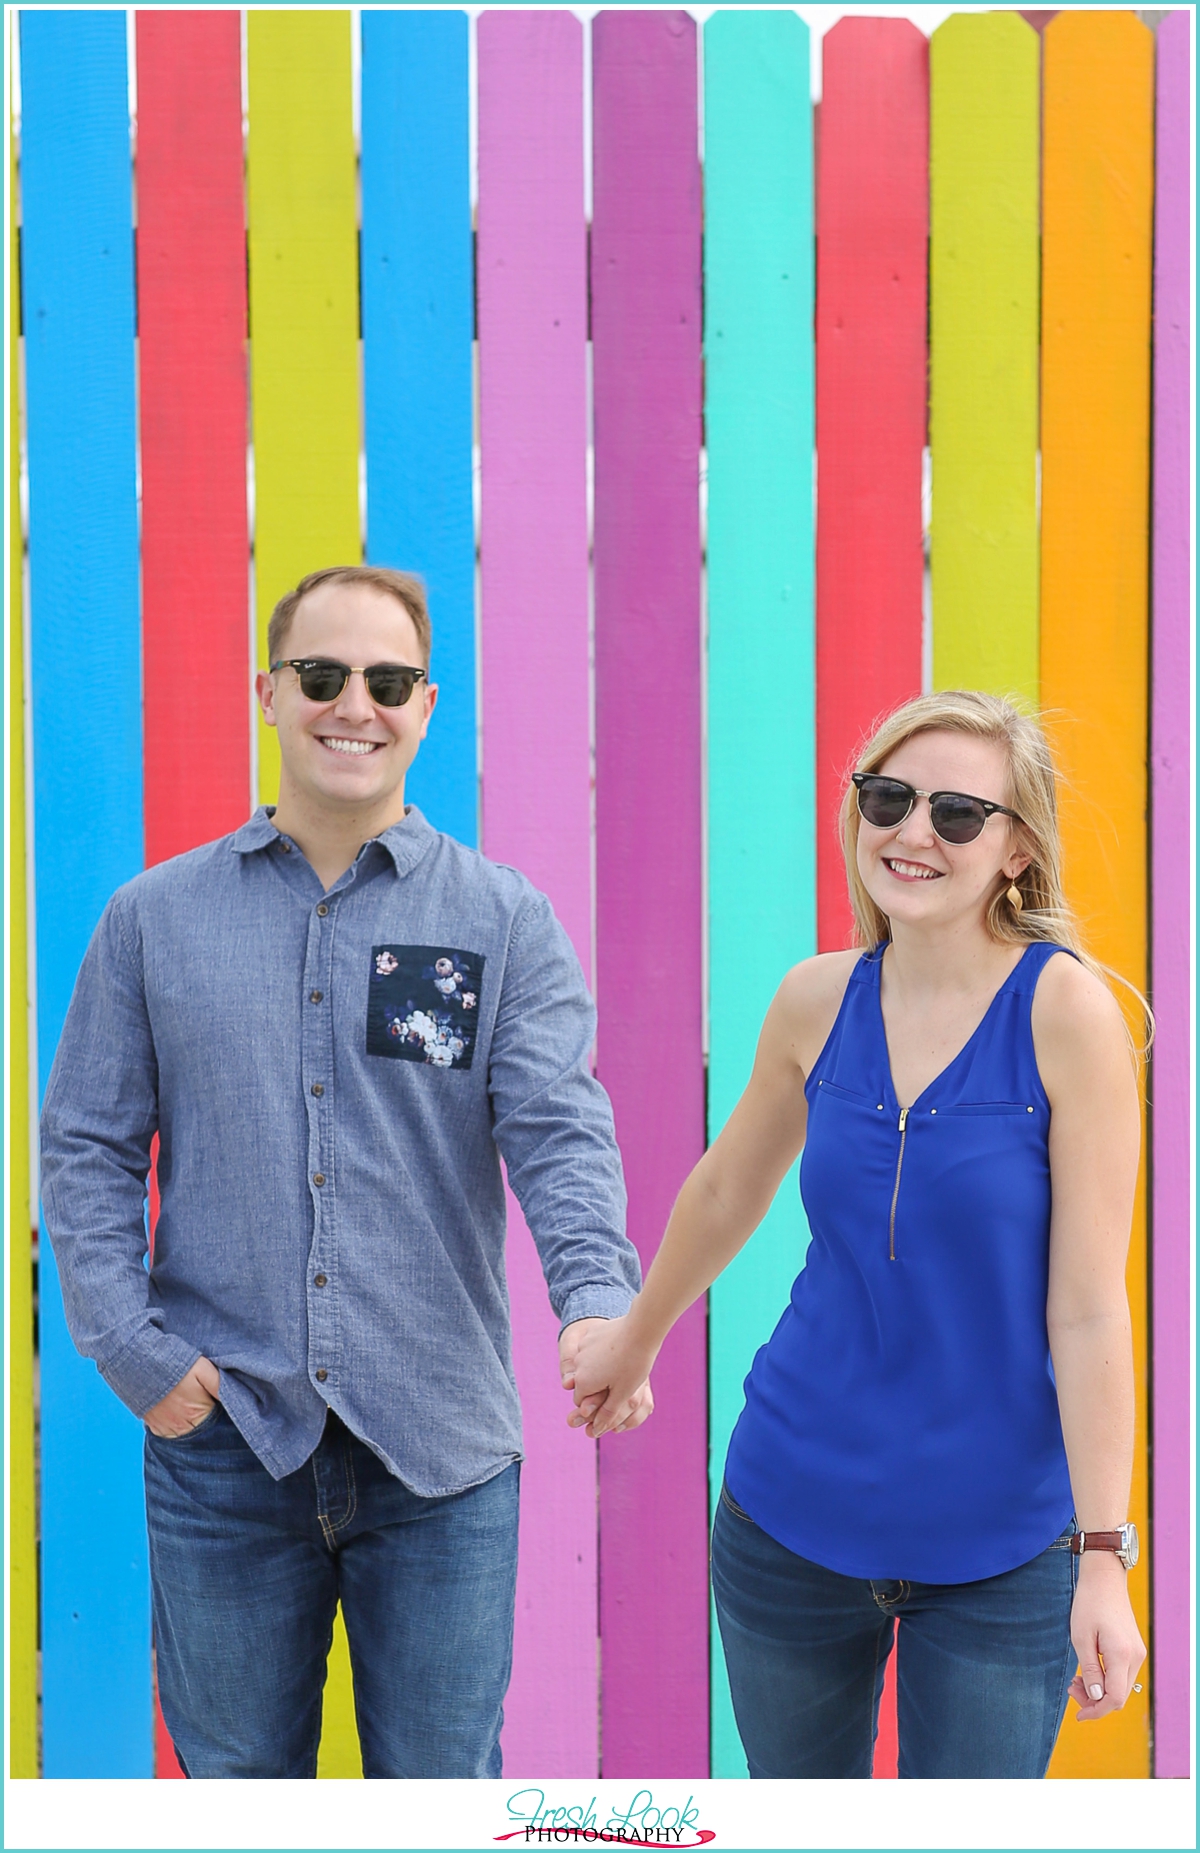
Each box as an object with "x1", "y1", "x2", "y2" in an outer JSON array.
[
  {"x1": 1149, "y1": 6, "x2": 1192, "y2": 1783},
  {"x1": 592, "y1": 7, "x2": 708, "y2": 1776},
  {"x1": 477, "y1": 8, "x2": 596, "y2": 1775}
]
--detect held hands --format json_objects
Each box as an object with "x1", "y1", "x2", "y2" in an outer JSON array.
[
  {"x1": 143, "y1": 1357, "x2": 220, "y2": 1439},
  {"x1": 1068, "y1": 1554, "x2": 1147, "y2": 1721},
  {"x1": 560, "y1": 1313, "x2": 656, "y2": 1438}
]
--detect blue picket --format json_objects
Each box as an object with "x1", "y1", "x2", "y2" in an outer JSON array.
[
  {"x1": 361, "y1": 9, "x2": 477, "y2": 846},
  {"x1": 20, "y1": 8, "x2": 151, "y2": 1777}
]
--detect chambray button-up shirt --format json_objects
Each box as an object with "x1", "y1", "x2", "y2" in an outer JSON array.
[{"x1": 40, "y1": 807, "x2": 638, "y2": 1490}]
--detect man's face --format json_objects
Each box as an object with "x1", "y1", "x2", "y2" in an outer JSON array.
[{"x1": 257, "y1": 582, "x2": 437, "y2": 816}]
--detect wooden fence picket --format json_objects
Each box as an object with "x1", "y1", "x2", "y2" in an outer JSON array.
[
  {"x1": 8, "y1": 44, "x2": 37, "y2": 1783},
  {"x1": 134, "y1": 8, "x2": 252, "y2": 1777},
  {"x1": 815, "y1": 16, "x2": 927, "y2": 954},
  {"x1": 930, "y1": 11, "x2": 1040, "y2": 699},
  {"x1": 361, "y1": 9, "x2": 476, "y2": 848},
  {"x1": 592, "y1": 5, "x2": 708, "y2": 1777},
  {"x1": 1149, "y1": 5, "x2": 1192, "y2": 1783},
  {"x1": 245, "y1": 9, "x2": 364, "y2": 1775},
  {"x1": 19, "y1": 7, "x2": 150, "y2": 1778},
  {"x1": 476, "y1": 7, "x2": 597, "y2": 1777},
  {"x1": 703, "y1": 7, "x2": 816, "y2": 1778},
  {"x1": 1040, "y1": 7, "x2": 1154, "y2": 1779},
  {"x1": 137, "y1": 10, "x2": 249, "y2": 870},
  {"x1": 246, "y1": 9, "x2": 361, "y2": 809}
]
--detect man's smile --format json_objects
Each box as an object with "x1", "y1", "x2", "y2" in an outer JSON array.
[{"x1": 317, "y1": 735, "x2": 384, "y2": 756}]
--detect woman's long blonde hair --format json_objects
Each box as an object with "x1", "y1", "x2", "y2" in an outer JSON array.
[{"x1": 839, "y1": 689, "x2": 1152, "y2": 1049}]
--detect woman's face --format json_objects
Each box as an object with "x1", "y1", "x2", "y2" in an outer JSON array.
[{"x1": 855, "y1": 730, "x2": 1030, "y2": 936}]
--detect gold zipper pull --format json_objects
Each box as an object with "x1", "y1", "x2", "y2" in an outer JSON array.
[{"x1": 898, "y1": 1106, "x2": 909, "y2": 1132}]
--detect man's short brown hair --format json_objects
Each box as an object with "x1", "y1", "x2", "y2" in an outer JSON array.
[{"x1": 267, "y1": 566, "x2": 433, "y2": 670}]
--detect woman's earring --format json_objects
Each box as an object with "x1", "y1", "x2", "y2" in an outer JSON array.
[{"x1": 1006, "y1": 879, "x2": 1023, "y2": 913}]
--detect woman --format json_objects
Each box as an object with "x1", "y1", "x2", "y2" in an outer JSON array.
[{"x1": 567, "y1": 691, "x2": 1147, "y2": 1778}]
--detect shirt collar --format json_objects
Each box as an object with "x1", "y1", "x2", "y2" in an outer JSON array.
[
  {"x1": 373, "y1": 806, "x2": 438, "y2": 877},
  {"x1": 231, "y1": 804, "x2": 437, "y2": 879}
]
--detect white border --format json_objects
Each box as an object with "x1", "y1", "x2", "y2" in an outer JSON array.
[
  {"x1": 2, "y1": 1764, "x2": 1200, "y2": 1853},
  {"x1": 4, "y1": 6, "x2": 1196, "y2": 1849},
  {"x1": 1, "y1": 1772, "x2": 1198, "y2": 1851}
]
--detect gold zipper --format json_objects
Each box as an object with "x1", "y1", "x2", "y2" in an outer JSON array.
[{"x1": 888, "y1": 1107, "x2": 909, "y2": 1261}]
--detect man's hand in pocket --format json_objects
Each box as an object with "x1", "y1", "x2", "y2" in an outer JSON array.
[{"x1": 143, "y1": 1358, "x2": 220, "y2": 1438}]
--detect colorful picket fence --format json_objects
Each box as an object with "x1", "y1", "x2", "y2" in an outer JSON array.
[{"x1": 8, "y1": 6, "x2": 1190, "y2": 1783}]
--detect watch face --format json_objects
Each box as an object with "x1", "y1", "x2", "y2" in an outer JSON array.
[{"x1": 1120, "y1": 1523, "x2": 1140, "y2": 1569}]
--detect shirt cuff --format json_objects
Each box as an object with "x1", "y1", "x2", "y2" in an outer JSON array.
[
  {"x1": 97, "y1": 1329, "x2": 204, "y2": 1420},
  {"x1": 557, "y1": 1285, "x2": 636, "y2": 1336}
]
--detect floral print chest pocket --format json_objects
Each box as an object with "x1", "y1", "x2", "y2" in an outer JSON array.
[{"x1": 367, "y1": 946, "x2": 485, "y2": 1069}]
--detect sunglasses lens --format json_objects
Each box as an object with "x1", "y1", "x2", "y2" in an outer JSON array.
[
  {"x1": 857, "y1": 777, "x2": 912, "y2": 830},
  {"x1": 930, "y1": 793, "x2": 988, "y2": 844},
  {"x1": 296, "y1": 662, "x2": 348, "y2": 702},
  {"x1": 365, "y1": 667, "x2": 419, "y2": 707}
]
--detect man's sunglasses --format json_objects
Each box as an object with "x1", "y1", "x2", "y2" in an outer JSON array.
[
  {"x1": 270, "y1": 658, "x2": 427, "y2": 708},
  {"x1": 852, "y1": 772, "x2": 1022, "y2": 846}
]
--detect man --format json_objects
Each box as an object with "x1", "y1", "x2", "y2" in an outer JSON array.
[{"x1": 40, "y1": 565, "x2": 649, "y2": 1779}]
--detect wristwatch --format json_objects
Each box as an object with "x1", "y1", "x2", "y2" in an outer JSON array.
[{"x1": 1069, "y1": 1523, "x2": 1139, "y2": 1570}]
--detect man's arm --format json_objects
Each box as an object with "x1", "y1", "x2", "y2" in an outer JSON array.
[
  {"x1": 39, "y1": 890, "x2": 202, "y2": 1418},
  {"x1": 487, "y1": 888, "x2": 641, "y2": 1332}
]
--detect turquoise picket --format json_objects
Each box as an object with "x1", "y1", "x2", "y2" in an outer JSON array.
[{"x1": 703, "y1": 8, "x2": 817, "y2": 1777}]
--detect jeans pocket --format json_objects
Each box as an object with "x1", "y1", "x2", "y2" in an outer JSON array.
[
  {"x1": 147, "y1": 1402, "x2": 221, "y2": 1444},
  {"x1": 1048, "y1": 1517, "x2": 1078, "y2": 1550},
  {"x1": 720, "y1": 1481, "x2": 756, "y2": 1524}
]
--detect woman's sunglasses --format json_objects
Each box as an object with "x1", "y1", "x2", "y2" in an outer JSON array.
[
  {"x1": 852, "y1": 772, "x2": 1022, "y2": 846},
  {"x1": 271, "y1": 657, "x2": 427, "y2": 708}
]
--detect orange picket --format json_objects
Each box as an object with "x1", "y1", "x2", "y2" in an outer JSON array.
[{"x1": 1040, "y1": 8, "x2": 1154, "y2": 1780}]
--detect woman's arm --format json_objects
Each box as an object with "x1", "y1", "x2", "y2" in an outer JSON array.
[
  {"x1": 566, "y1": 953, "x2": 857, "y2": 1436},
  {"x1": 1034, "y1": 953, "x2": 1147, "y2": 1721}
]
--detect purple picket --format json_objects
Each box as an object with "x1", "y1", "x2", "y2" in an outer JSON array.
[
  {"x1": 592, "y1": 8, "x2": 708, "y2": 1776},
  {"x1": 476, "y1": 8, "x2": 596, "y2": 1776},
  {"x1": 1150, "y1": 6, "x2": 1191, "y2": 1783}
]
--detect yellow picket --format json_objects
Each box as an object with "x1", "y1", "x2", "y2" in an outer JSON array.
[
  {"x1": 314, "y1": 1608, "x2": 361, "y2": 1779},
  {"x1": 1040, "y1": 9, "x2": 1154, "y2": 1780},
  {"x1": 246, "y1": 10, "x2": 363, "y2": 1774},
  {"x1": 246, "y1": 9, "x2": 361, "y2": 806},
  {"x1": 929, "y1": 11, "x2": 1039, "y2": 701},
  {"x1": 9, "y1": 49, "x2": 39, "y2": 1781}
]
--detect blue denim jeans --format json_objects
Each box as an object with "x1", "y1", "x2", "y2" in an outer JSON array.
[
  {"x1": 144, "y1": 1404, "x2": 519, "y2": 1778},
  {"x1": 712, "y1": 1483, "x2": 1076, "y2": 1778}
]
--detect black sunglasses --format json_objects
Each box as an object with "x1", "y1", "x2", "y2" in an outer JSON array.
[
  {"x1": 852, "y1": 772, "x2": 1022, "y2": 846},
  {"x1": 270, "y1": 657, "x2": 427, "y2": 708}
]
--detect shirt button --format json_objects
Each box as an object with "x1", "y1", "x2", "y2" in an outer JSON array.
[
  {"x1": 315, "y1": 1368, "x2": 328, "y2": 1382},
  {"x1": 309, "y1": 990, "x2": 323, "y2": 1003},
  {"x1": 314, "y1": 1273, "x2": 328, "y2": 1287},
  {"x1": 316, "y1": 903, "x2": 329, "y2": 916},
  {"x1": 313, "y1": 1172, "x2": 326, "y2": 1187},
  {"x1": 311, "y1": 1082, "x2": 324, "y2": 1097}
]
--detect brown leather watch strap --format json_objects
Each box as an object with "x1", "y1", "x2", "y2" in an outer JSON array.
[{"x1": 1069, "y1": 1530, "x2": 1124, "y2": 1554}]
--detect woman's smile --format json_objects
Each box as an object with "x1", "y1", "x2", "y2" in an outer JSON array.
[{"x1": 883, "y1": 857, "x2": 943, "y2": 882}]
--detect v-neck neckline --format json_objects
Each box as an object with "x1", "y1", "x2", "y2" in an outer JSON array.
[{"x1": 873, "y1": 942, "x2": 1034, "y2": 1113}]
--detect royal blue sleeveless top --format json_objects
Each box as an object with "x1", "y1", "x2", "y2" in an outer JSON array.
[{"x1": 724, "y1": 941, "x2": 1075, "y2": 1584}]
